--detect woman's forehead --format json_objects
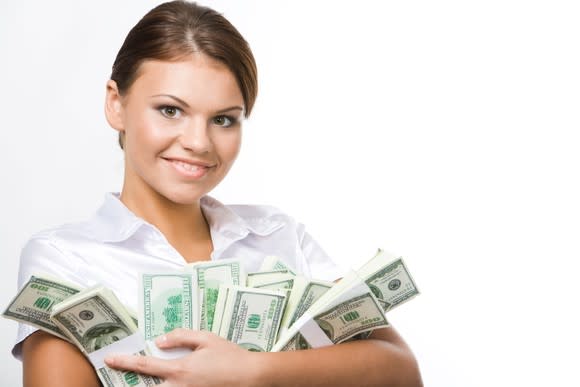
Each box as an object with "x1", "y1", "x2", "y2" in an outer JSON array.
[{"x1": 126, "y1": 56, "x2": 244, "y2": 107}]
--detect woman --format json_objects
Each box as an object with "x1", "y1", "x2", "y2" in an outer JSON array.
[{"x1": 16, "y1": 1, "x2": 422, "y2": 386}]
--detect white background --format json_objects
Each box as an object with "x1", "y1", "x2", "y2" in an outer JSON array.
[{"x1": 1, "y1": 1, "x2": 579, "y2": 386}]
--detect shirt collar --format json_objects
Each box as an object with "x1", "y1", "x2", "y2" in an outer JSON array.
[{"x1": 90, "y1": 193, "x2": 284, "y2": 245}]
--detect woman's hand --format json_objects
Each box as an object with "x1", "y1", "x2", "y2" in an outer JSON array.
[{"x1": 105, "y1": 329, "x2": 263, "y2": 387}]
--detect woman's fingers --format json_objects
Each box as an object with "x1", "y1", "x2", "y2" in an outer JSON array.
[
  {"x1": 104, "y1": 354, "x2": 177, "y2": 378},
  {"x1": 156, "y1": 328, "x2": 214, "y2": 350},
  {"x1": 105, "y1": 329, "x2": 223, "y2": 383}
]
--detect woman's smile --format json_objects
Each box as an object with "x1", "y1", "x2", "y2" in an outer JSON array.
[{"x1": 162, "y1": 157, "x2": 216, "y2": 180}]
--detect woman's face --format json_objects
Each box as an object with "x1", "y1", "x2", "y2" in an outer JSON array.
[{"x1": 108, "y1": 54, "x2": 244, "y2": 205}]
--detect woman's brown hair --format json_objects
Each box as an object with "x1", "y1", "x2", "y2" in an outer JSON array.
[{"x1": 110, "y1": 0, "x2": 258, "y2": 148}]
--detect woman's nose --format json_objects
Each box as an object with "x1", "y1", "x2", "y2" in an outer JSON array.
[{"x1": 179, "y1": 117, "x2": 212, "y2": 153}]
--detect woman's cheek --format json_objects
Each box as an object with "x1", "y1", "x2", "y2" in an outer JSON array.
[
  {"x1": 143, "y1": 119, "x2": 180, "y2": 145},
  {"x1": 218, "y1": 127, "x2": 242, "y2": 153}
]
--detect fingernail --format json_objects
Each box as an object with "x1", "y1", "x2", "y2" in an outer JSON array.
[
  {"x1": 104, "y1": 356, "x2": 116, "y2": 366},
  {"x1": 155, "y1": 335, "x2": 167, "y2": 347}
]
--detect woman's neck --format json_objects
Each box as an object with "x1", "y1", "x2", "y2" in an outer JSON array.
[{"x1": 119, "y1": 187, "x2": 213, "y2": 262}]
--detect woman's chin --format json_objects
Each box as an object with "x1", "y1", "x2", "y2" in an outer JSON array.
[{"x1": 160, "y1": 189, "x2": 211, "y2": 206}]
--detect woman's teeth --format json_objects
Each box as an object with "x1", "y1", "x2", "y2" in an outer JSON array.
[{"x1": 176, "y1": 161, "x2": 204, "y2": 171}]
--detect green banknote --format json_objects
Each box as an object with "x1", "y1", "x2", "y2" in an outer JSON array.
[
  {"x1": 359, "y1": 250, "x2": 420, "y2": 311},
  {"x1": 2, "y1": 275, "x2": 81, "y2": 340},
  {"x1": 215, "y1": 286, "x2": 287, "y2": 352},
  {"x1": 139, "y1": 273, "x2": 197, "y2": 340},
  {"x1": 51, "y1": 286, "x2": 161, "y2": 386},
  {"x1": 186, "y1": 258, "x2": 246, "y2": 331},
  {"x1": 259, "y1": 256, "x2": 296, "y2": 275}
]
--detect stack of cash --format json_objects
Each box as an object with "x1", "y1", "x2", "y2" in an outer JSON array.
[
  {"x1": 138, "y1": 250, "x2": 419, "y2": 353},
  {"x1": 3, "y1": 249, "x2": 419, "y2": 386},
  {"x1": 211, "y1": 285, "x2": 287, "y2": 351},
  {"x1": 3, "y1": 277, "x2": 160, "y2": 386},
  {"x1": 3, "y1": 276, "x2": 81, "y2": 340},
  {"x1": 272, "y1": 249, "x2": 419, "y2": 351},
  {"x1": 51, "y1": 286, "x2": 161, "y2": 386}
]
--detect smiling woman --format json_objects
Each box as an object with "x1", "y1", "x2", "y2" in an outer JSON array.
[
  {"x1": 106, "y1": 58, "x2": 244, "y2": 208},
  {"x1": 12, "y1": 1, "x2": 421, "y2": 386}
]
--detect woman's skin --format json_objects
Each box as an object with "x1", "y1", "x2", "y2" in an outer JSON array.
[
  {"x1": 109, "y1": 55, "x2": 244, "y2": 262},
  {"x1": 21, "y1": 54, "x2": 422, "y2": 386},
  {"x1": 106, "y1": 327, "x2": 421, "y2": 387},
  {"x1": 22, "y1": 331, "x2": 101, "y2": 387}
]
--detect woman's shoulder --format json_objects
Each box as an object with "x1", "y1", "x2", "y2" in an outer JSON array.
[
  {"x1": 19, "y1": 212, "x2": 111, "y2": 281},
  {"x1": 17, "y1": 220, "x2": 99, "y2": 281},
  {"x1": 24, "y1": 218, "x2": 100, "y2": 248},
  {"x1": 16, "y1": 220, "x2": 101, "y2": 296},
  {"x1": 23, "y1": 192, "x2": 139, "y2": 247}
]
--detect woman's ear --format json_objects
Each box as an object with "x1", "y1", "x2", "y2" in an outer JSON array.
[{"x1": 104, "y1": 80, "x2": 124, "y2": 131}]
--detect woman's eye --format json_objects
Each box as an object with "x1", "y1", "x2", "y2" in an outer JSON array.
[
  {"x1": 159, "y1": 106, "x2": 181, "y2": 118},
  {"x1": 213, "y1": 115, "x2": 234, "y2": 127}
]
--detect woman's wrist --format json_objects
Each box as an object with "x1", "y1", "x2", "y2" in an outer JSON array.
[{"x1": 248, "y1": 351, "x2": 275, "y2": 387}]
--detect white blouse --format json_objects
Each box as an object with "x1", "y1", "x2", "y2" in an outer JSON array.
[{"x1": 12, "y1": 193, "x2": 342, "y2": 359}]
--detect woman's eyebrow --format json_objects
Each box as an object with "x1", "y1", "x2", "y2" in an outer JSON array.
[
  {"x1": 216, "y1": 106, "x2": 244, "y2": 114},
  {"x1": 149, "y1": 94, "x2": 190, "y2": 107}
]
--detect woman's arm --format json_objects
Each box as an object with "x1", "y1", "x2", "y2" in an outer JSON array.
[
  {"x1": 256, "y1": 326, "x2": 422, "y2": 387},
  {"x1": 22, "y1": 331, "x2": 101, "y2": 387},
  {"x1": 106, "y1": 325, "x2": 422, "y2": 387}
]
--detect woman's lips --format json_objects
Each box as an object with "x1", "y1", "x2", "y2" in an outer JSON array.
[{"x1": 163, "y1": 157, "x2": 214, "y2": 179}]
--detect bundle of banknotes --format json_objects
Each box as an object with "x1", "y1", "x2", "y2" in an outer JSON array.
[{"x1": 3, "y1": 249, "x2": 419, "y2": 386}]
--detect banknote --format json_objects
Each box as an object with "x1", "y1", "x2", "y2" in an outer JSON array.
[
  {"x1": 259, "y1": 256, "x2": 296, "y2": 275},
  {"x1": 139, "y1": 273, "x2": 197, "y2": 340},
  {"x1": 252, "y1": 276, "x2": 295, "y2": 291},
  {"x1": 246, "y1": 270, "x2": 291, "y2": 288},
  {"x1": 50, "y1": 286, "x2": 161, "y2": 386},
  {"x1": 2, "y1": 275, "x2": 81, "y2": 340},
  {"x1": 272, "y1": 272, "x2": 389, "y2": 352},
  {"x1": 186, "y1": 259, "x2": 246, "y2": 331},
  {"x1": 214, "y1": 285, "x2": 287, "y2": 352},
  {"x1": 210, "y1": 285, "x2": 230, "y2": 336},
  {"x1": 279, "y1": 277, "x2": 334, "y2": 335},
  {"x1": 358, "y1": 250, "x2": 420, "y2": 311},
  {"x1": 313, "y1": 292, "x2": 388, "y2": 343}
]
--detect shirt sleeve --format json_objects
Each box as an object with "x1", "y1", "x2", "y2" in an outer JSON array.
[
  {"x1": 296, "y1": 223, "x2": 344, "y2": 282},
  {"x1": 11, "y1": 234, "x2": 86, "y2": 360}
]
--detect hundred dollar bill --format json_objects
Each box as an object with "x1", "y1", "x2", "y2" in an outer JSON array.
[
  {"x1": 246, "y1": 270, "x2": 291, "y2": 288},
  {"x1": 273, "y1": 272, "x2": 388, "y2": 352},
  {"x1": 259, "y1": 256, "x2": 296, "y2": 275},
  {"x1": 251, "y1": 275, "x2": 295, "y2": 291},
  {"x1": 214, "y1": 285, "x2": 287, "y2": 352},
  {"x1": 50, "y1": 286, "x2": 161, "y2": 386},
  {"x1": 125, "y1": 305, "x2": 139, "y2": 328},
  {"x1": 210, "y1": 285, "x2": 230, "y2": 336},
  {"x1": 313, "y1": 292, "x2": 387, "y2": 343},
  {"x1": 279, "y1": 277, "x2": 333, "y2": 335},
  {"x1": 358, "y1": 249, "x2": 420, "y2": 311},
  {"x1": 186, "y1": 259, "x2": 245, "y2": 331},
  {"x1": 2, "y1": 275, "x2": 81, "y2": 340},
  {"x1": 186, "y1": 259, "x2": 246, "y2": 331},
  {"x1": 197, "y1": 288, "x2": 204, "y2": 330},
  {"x1": 139, "y1": 273, "x2": 197, "y2": 341},
  {"x1": 203, "y1": 279, "x2": 223, "y2": 332}
]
